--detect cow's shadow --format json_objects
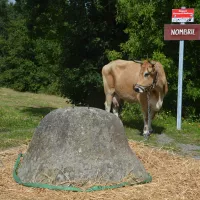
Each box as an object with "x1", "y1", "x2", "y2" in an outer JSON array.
[
  {"x1": 20, "y1": 106, "x2": 56, "y2": 117},
  {"x1": 122, "y1": 118, "x2": 165, "y2": 135}
]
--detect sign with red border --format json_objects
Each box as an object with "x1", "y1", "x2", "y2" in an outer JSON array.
[{"x1": 172, "y1": 8, "x2": 194, "y2": 23}]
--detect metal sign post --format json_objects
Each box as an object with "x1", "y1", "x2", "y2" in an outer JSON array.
[
  {"x1": 176, "y1": 7, "x2": 186, "y2": 130},
  {"x1": 177, "y1": 39, "x2": 184, "y2": 130},
  {"x1": 177, "y1": 8, "x2": 185, "y2": 130},
  {"x1": 164, "y1": 7, "x2": 199, "y2": 130},
  {"x1": 176, "y1": 7, "x2": 191, "y2": 130}
]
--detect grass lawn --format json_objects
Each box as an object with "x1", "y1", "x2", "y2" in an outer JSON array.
[
  {"x1": 0, "y1": 87, "x2": 200, "y2": 151},
  {"x1": 0, "y1": 88, "x2": 69, "y2": 150},
  {"x1": 123, "y1": 105, "x2": 200, "y2": 151}
]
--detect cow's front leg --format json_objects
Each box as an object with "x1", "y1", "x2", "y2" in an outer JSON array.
[
  {"x1": 140, "y1": 95, "x2": 153, "y2": 137},
  {"x1": 143, "y1": 109, "x2": 155, "y2": 137},
  {"x1": 143, "y1": 113, "x2": 151, "y2": 137},
  {"x1": 144, "y1": 110, "x2": 157, "y2": 136},
  {"x1": 141, "y1": 103, "x2": 150, "y2": 137}
]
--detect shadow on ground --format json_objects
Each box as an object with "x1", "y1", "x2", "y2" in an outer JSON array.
[
  {"x1": 124, "y1": 118, "x2": 200, "y2": 160},
  {"x1": 123, "y1": 118, "x2": 165, "y2": 135},
  {"x1": 20, "y1": 107, "x2": 56, "y2": 117},
  {"x1": 0, "y1": 128, "x2": 10, "y2": 134}
]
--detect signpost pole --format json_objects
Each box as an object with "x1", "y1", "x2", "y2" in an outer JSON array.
[
  {"x1": 177, "y1": 7, "x2": 186, "y2": 130},
  {"x1": 177, "y1": 39, "x2": 184, "y2": 130}
]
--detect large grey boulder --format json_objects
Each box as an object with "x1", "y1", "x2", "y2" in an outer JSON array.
[{"x1": 18, "y1": 107, "x2": 149, "y2": 187}]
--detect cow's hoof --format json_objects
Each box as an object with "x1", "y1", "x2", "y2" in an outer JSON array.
[
  {"x1": 143, "y1": 133, "x2": 150, "y2": 140},
  {"x1": 149, "y1": 129, "x2": 154, "y2": 134}
]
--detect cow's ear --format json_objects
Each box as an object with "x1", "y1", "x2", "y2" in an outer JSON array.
[
  {"x1": 149, "y1": 60, "x2": 156, "y2": 71},
  {"x1": 149, "y1": 60, "x2": 156, "y2": 66},
  {"x1": 134, "y1": 60, "x2": 143, "y2": 64}
]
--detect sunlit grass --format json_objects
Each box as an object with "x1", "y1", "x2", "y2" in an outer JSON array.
[
  {"x1": 122, "y1": 103, "x2": 200, "y2": 150},
  {"x1": 0, "y1": 87, "x2": 200, "y2": 151},
  {"x1": 0, "y1": 88, "x2": 69, "y2": 150}
]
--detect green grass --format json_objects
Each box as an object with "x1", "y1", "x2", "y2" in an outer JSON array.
[
  {"x1": 0, "y1": 87, "x2": 200, "y2": 151},
  {"x1": 0, "y1": 88, "x2": 69, "y2": 150},
  {"x1": 123, "y1": 105, "x2": 200, "y2": 150}
]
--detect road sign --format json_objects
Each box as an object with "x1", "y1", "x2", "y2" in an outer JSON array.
[
  {"x1": 172, "y1": 8, "x2": 194, "y2": 23},
  {"x1": 164, "y1": 24, "x2": 200, "y2": 40}
]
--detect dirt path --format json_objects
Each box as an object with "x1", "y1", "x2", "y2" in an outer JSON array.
[
  {"x1": 156, "y1": 133, "x2": 200, "y2": 159},
  {"x1": 1, "y1": 142, "x2": 200, "y2": 200}
]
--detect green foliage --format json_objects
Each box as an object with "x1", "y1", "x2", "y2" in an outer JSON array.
[
  {"x1": 121, "y1": 103, "x2": 143, "y2": 124},
  {"x1": 117, "y1": 0, "x2": 165, "y2": 59},
  {"x1": 106, "y1": 50, "x2": 122, "y2": 61},
  {"x1": 0, "y1": 0, "x2": 9, "y2": 37},
  {"x1": 0, "y1": 1, "x2": 61, "y2": 94},
  {"x1": 59, "y1": 0, "x2": 126, "y2": 106}
]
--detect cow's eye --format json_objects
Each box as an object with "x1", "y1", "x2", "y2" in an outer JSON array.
[{"x1": 144, "y1": 72, "x2": 150, "y2": 77}]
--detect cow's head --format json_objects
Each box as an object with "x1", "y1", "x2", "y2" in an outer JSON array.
[{"x1": 134, "y1": 60, "x2": 158, "y2": 93}]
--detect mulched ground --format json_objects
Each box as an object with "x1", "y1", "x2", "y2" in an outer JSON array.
[{"x1": 1, "y1": 141, "x2": 200, "y2": 200}]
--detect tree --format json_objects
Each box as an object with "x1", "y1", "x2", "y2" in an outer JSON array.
[
  {"x1": 59, "y1": 0, "x2": 126, "y2": 107},
  {"x1": 0, "y1": 0, "x2": 61, "y2": 94}
]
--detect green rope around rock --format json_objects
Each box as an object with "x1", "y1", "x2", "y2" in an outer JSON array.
[{"x1": 13, "y1": 153, "x2": 152, "y2": 192}]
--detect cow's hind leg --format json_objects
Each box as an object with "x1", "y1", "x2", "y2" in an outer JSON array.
[
  {"x1": 102, "y1": 68, "x2": 115, "y2": 113},
  {"x1": 112, "y1": 94, "x2": 121, "y2": 117},
  {"x1": 105, "y1": 93, "x2": 113, "y2": 113},
  {"x1": 147, "y1": 112, "x2": 153, "y2": 134},
  {"x1": 149, "y1": 110, "x2": 156, "y2": 133}
]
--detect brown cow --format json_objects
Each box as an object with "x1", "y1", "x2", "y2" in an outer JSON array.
[{"x1": 102, "y1": 59, "x2": 168, "y2": 136}]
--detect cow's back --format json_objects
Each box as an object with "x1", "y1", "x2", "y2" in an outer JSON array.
[{"x1": 102, "y1": 60, "x2": 141, "y2": 102}]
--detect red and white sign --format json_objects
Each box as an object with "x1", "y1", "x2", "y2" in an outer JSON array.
[{"x1": 172, "y1": 8, "x2": 194, "y2": 23}]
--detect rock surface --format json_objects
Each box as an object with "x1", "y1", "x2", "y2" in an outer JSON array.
[{"x1": 18, "y1": 107, "x2": 149, "y2": 186}]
